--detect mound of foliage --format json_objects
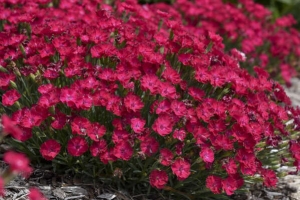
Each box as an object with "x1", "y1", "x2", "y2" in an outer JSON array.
[{"x1": 0, "y1": 0, "x2": 300, "y2": 199}]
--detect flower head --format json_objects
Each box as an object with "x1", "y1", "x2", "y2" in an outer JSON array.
[
  {"x1": 28, "y1": 187, "x2": 47, "y2": 200},
  {"x1": 206, "y1": 175, "x2": 222, "y2": 194},
  {"x1": 149, "y1": 170, "x2": 168, "y2": 189},
  {"x1": 67, "y1": 137, "x2": 89, "y2": 157},
  {"x1": 159, "y1": 148, "x2": 173, "y2": 166},
  {"x1": 3, "y1": 151, "x2": 32, "y2": 177},
  {"x1": 114, "y1": 141, "x2": 133, "y2": 161},
  {"x1": 2, "y1": 89, "x2": 21, "y2": 106},
  {"x1": 171, "y1": 158, "x2": 191, "y2": 180},
  {"x1": 140, "y1": 137, "x2": 159, "y2": 156},
  {"x1": 40, "y1": 139, "x2": 61, "y2": 161}
]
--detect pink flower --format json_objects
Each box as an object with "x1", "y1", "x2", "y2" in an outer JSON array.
[
  {"x1": 3, "y1": 151, "x2": 32, "y2": 177},
  {"x1": 222, "y1": 175, "x2": 244, "y2": 196},
  {"x1": 0, "y1": 72, "x2": 15, "y2": 88},
  {"x1": 206, "y1": 175, "x2": 222, "y2": 194},
  {"x1": 114, "y1": 141, "x2": 133, "y2": 161},
  {"x1": 112, "y1": 130, "x2": 130, "y2": 144},
  {"x1": 38, "y1": 89, "x2": 60, "y2": 108},
  {"x1": 158, "y1": 82, "x2": 177, "y2": 99},
  {"x1": 140, "y1": 137, "x2": 159, "y2": 156},
  {"x1": 1, "y1": 114, "x2": 23, "y2": 139},
  {"x1": 124, "y1": 93, "x2": 144, "y2": 112},
  {"x1": 162, "y1": 66, "x2": 181, "y2": 84},
  {"x1": 19, "y1": 107, "x2": 46, "y2": 129},
  {"x1": 159, "y1": 148, "x2": 173, "y2": 166},
  {"x1": 40, "y1": 139, "x2": 61, "y2": 161},
  {"x1": 140, "y1": 74, "x2": 160, "y2": 94},
  {"x1": 71, "y1": 116, "x2": 91, "y2": 135},
  {"x1": 171, "y1": 100, "x2": 186, "y2": 117},
  {"x1": 67, "y1": 137, "x2": 89, "y2": 157},
  {"x1": 87, "y1": 122, "x2": 106, "y2": 141},
  {"x1": 59, "y1": 87, "x2": 79, "y2": 108},
  {"x1": 2, "y1": 89, "x2": 21, "y2": 106},
  {"x1": 51, "y1": 111, "x2": 67, "y2": 130},
  {"x1": 28, "y1": 187, "x2": 47, "y2": 200},
  {"x1": 171, "y1": 158, "x2": 191, "y2": 180},
  {"x1": 152, "y1": 114, "x2": 173, "y2": 136},
  {"x1": 90, "y1": 139, "x2": 107, "y2": 157},
  {"x1": 130, "y1": 118, "x2": 145, "y2": 133},
  {"x1": 155, "y1": 99, "x2": 171, "y2": 115},
  {"x1": 200, "y1": 147, "x2": 215, "y2": 163},
  {"x1": 222, "y1": 158, "x2": 237, "y2": 175},
  {"x1": 261, "y1": 169, "x2": 277, "y2": 187},
  {"x1": 100, "y1": 148, "x2": 117, "y2": 164},
  {"x1": 173, "y1": 129, "x2": 186, "y2": 141},
  {"x1": 149, "y1": 170, "x2": 168, "y2": 189}
]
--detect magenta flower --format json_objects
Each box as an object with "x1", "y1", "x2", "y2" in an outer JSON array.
[{"x1": 40, "y1": 139, "x2": 61, "y2": 161}]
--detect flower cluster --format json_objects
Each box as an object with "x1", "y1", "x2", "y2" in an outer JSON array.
[
  {"x1": 162, "y1": 0, "x2": 300, "y2": 86},
  {"x1": 0, "y1": 0, "x2": 298, "y2": 198}
]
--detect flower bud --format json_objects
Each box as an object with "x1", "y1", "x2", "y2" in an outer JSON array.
[
  {"x1": 9, "y1": 80, "x2": 18, "y2": 90},
  {"x1": 13, "y1": 67, "x2": 21, "y2": 77},
  {"x1": 256, "y1": 141, "x2": 266, "y2": 148},
  {"x1": 279, "y1": 140, "x2": 289, "y2": 148},
  {"x1": 14, "y1": 101, "x2": 21, "y2": 109},
  {"x1": 0, "y1": 66, "x2": 8, "y2": 72},
  {"x1": 29, "y1": 73, "x2": 36, "y2": 82},
  {"x1": 19, "y1": 44, "x2": 26, "y2": 56}
]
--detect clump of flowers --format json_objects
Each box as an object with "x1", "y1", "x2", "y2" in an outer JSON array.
[
  {"x1": 0, "y1": 0, "x2": 299, "y2": 199},
  {"x1": 159, "y1": 0, "x2": 300, "y2": 86}
]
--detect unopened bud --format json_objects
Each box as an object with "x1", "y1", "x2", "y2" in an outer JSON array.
[
  {"x1": 19, "y1": 44, "x2": 26, "y2": 56},
  {"x1": 256, "y1": 142, "x2": 266, "y2": 148},
  {"x1": 14, "y1": 101, "x2": 21, "y2": 109},
  {"x1": 13, "y1": 67, "x2": 21, "y2": 77},
  {"x1": 0, "y1": 66, "x2": 8, "y2": 72},
  {"x1": 9, "y1": 80, "x2": 18, "y2": 89},
  {"x1": 29, "y1": 73, "x2": 36, "y2": 81},
  {"x1": 279, "y1": 140, "x2": 289, "y2": 148}
]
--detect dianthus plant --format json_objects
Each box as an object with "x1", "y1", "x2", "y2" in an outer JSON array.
[{"x1": 0, "y1": 0, "x2": 299, "y2": 199}]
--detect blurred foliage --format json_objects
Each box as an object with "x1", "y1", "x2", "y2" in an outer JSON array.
[{"x1": 255, "y1": 0, "x2": 300, "y2": 28}]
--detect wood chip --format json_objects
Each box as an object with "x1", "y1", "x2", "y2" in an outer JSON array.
[
  {"x1": 61, "y1": 186, "x2": 88, "y2": 196},
  {"x1": 53, "y1": 188, "x2": 67, "y2": 199},
  {"x1": 97, "y1": 193, "x2": 116, "y2": 200}
]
